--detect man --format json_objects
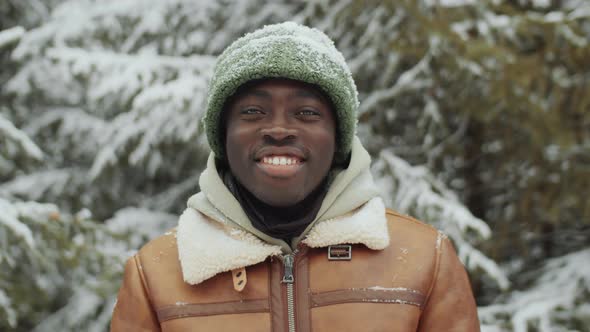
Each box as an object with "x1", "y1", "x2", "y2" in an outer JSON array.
[{"x1": 111, "y1": 22, "x2": 480, "y2": 331}]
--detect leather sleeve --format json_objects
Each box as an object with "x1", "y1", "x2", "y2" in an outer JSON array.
[
  {"x1": 418, "y1": 236, "x2": 481, "y2": 332},
  {"x1": 111, "y1": 255, "x2": 161, "y2": 332}
]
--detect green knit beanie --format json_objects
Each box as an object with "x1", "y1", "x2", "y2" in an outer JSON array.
[{"x1": 203, "y1": 22, "x2": 359, "y2": 164}]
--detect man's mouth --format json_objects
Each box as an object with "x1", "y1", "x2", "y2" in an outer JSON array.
[
  {"x1": 259, "y1": 155, "x2": 303, "y2": 166},
  {"x1": 255, "y1": 153, "x2": 305, "y2": 178}
]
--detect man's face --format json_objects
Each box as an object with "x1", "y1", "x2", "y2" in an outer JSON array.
[{"x1": 225, "y1": 79, "x2": 336, "y2": 207}]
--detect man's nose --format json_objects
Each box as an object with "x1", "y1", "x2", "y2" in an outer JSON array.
[
  {"x1": 259, "y1": 107, "x2": 298, "y2": 141},
  {"x1": 260, "y1": 125, "x2": 297, "y2": 142}
]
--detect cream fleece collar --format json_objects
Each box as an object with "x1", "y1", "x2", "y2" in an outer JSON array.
[
  {"x1": 177, "y1": 197, "x2": 389, "y2": 285},
  {"x1": 189, "y1": 136, "x2": 381, "y2": 252},
  {"x1": 177, "y1": 136, "x2": 389, "y2": 285}
]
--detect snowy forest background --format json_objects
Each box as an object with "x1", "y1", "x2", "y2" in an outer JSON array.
[{"x1": 1, "y1": 0, "x2": 589, "y2": 331}]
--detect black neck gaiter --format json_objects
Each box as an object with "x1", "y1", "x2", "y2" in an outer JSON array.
[{"x1": 221, "y1": 169, "x2": 328, "y2": 243}]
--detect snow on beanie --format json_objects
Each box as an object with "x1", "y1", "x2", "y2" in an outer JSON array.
[{"x1": 203, "y1": 21, "x2": 359, "y2": 164}]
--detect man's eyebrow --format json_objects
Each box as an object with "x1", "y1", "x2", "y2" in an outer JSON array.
[
  {"x1": 240, "y1": 89, "x2": 272, "y2": 99},
  {"x1": 293, "y1": 89, "x2": 326, "y2": 102}
]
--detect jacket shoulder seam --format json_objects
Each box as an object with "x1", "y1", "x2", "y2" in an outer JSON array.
[
  {"x1": 133, "y1": 254, "x2": 157, "y2": 312},
  {"x1": 421, "y1": 232, "x2": 446, "y2": 312}
]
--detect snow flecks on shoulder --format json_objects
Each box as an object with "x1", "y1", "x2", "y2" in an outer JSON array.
[{"x1": 435, "y1": 230, "x2": 448, "y2": 250}]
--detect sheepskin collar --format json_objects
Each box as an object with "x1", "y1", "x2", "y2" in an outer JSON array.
[{"x1": 177, "y1": 197, "x2": 389, "y2": 285}]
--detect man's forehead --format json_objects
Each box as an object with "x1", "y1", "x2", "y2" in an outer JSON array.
[{"x1": 232, "y1": 78, "x2": 331, "y2": 103}]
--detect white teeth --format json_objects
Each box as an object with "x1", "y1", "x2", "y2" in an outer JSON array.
[{"x1": 260, "y1": 156, "x2": 300, "y2": 165}]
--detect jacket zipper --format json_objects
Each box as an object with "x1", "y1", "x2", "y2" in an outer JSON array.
[{"x1": 281, "y1": 251, "x2": 298, "y2": 332}]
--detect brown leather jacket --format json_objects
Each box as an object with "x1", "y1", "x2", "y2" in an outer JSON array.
[{"x1": 111, "y1": 207, "x2": 480, "y2": 331}]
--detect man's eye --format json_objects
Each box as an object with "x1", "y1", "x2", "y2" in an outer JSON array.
[
  {"x1": 297, "y1": 109, "x2": 320, "y2": 117},
  {"x1": 240, "y1": 108, "x2": 264, "y2": 115}
]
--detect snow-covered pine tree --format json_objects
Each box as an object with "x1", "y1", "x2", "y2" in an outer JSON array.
[
  {"x1": 479, "y1": 248, "x2": 590, "y2": 332},
  {"x1": 2, "y1": 0, "x2": 589, "y2": 331},
  {"x1": 303, "y1": 2, "x2": 589, "y2": 330},
  {"x1": 1, "y1": 1, "x2": 299, "y2": 330}
]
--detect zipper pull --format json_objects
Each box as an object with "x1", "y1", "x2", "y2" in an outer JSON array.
[{"x1": 282, "y1": 254, "x2": 294, "y2": 284}]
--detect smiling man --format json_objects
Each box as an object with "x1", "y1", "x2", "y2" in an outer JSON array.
[
  {"x1": 111, "y1": 22, "x2": 480, "y2": 331},
  {"x1": 225, "y1": 79, "x2": 335, "y2": 205}
]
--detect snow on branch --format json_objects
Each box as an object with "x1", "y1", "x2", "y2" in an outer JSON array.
[
  {"x1": 45, "y1": 47, "x2": 215, "y2": 73},
  {"x1": 43, "y1": 47, "x2": 214, "y2": 106},
  {"x1": 0, "y1": 199, "x2": 37, "y2": 249},
  {"x1": 13, "y1": 46, "x2": 216, "y2": 180},
  {"x1": 0, "y1": 27, "x2": 25, "y2": 50},
  {"x1": 372, "y1": 149, "x2": 510, "y2": 290},
  {"x1": 9, "y1": 48, "x2": 214, "y2": 180},
  {"x1": 31, "y1": 287, "x2": 109, "y2": 332},
  {"x1": 88, "y1": 71, "x2": 210, "y2": 179},
  {"x1": 12, "y1": 0, "x2": 214, "y2": 57},
  {"x1": 143, "y1": 173, "x2": 200, "y2": 211},
  {"x1": 0, "y1": 114, "x2": 43, "y2": 162},
  {"x1": 11, "y1": 0, "x2": 288, "y2": 60},
  {"x1": 23, "y1": 107, "x2": 107, "y2": 160},
  {"x1": 0, "y1": 288, "x2": 16, "y2": 329},
  {"x1": 0, "y1": 195, "x2": 174, "y2": 332},
  {"x1": 479, "y1": 249, "x2": 590, "y2": 332},
  {"x1": 358, "y1": 52, "x2": 433, "y2": 117},
  {"x1": 25, "y1": 107, "x2": 105, "y2": 136},
  {"x1": 105, "y1": 207, "x2": 176, "y2": 251},
  {"x1": 423, "y1": 0, "x2": 477, "y2": 8},
  {"x1": 0, "y1": 169, "x2": 73, "y2": 202},
  {"x1": 27, "y1": 206, "x2": 175, "y2": 332},
  {"x1": 0, "y1": 198, "x2": 61, "y2": 329}
]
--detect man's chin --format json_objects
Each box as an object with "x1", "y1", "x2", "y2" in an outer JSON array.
[{"x1": 253, "y1": 191, "x2": 307, "y2": 208}]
